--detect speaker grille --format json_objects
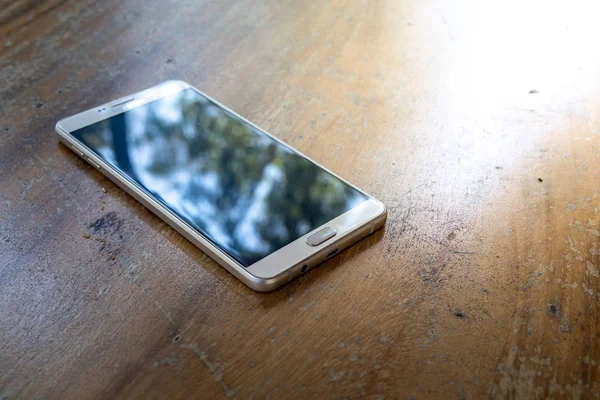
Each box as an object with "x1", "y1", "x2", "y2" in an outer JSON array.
[{"x1": 350, "y1": 233, "x2": 364, "y2": 244}]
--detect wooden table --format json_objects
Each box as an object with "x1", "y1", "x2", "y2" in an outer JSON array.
[{"x1": 2, "y1": 0, "x2": 599, "y2": 398}]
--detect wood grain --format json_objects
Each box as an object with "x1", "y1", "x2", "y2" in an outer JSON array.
[{"x1": 1, "y1": 0, "x2": 599, "y2": 398}]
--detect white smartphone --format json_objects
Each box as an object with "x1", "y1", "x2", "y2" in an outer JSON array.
[{"x1": 56, "y1": 80, "x2": 386, "y2": 291}]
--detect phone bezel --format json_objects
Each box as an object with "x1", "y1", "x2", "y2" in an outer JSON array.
[{"x1": 56, "y1": 80, "x2": 386, "y2": 291}]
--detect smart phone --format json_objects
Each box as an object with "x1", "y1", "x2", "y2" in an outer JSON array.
[{"x1": 55, "y1": 80, "x2": 386, "y2": 291}]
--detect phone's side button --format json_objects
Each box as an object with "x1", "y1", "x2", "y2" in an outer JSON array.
[
  {"x1": 87, "y1": 158, "x2": 101, "y2": 169},
  {"x1": 71, "y1": 146, "x2": 84, "y2": 157},
  {"x1": 306, "y1": 227, "x2": 336, "y2": 246}
]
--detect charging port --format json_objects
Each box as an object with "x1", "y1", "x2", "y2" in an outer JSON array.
[
  {"x1": 327, "y1": 248, "x2": 339, "y2": 259},
  {"x1": 301, "y1": 264, "x2": 308, "y2": 273}
]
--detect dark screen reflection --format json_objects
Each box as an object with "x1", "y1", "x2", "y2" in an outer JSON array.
[{"x1": 73, "y1": 89, "x2": 368, "y2": 266}]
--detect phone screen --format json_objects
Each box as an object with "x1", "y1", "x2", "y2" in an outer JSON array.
[{"x1": 72, "y1": 89, "x2": 368, "y2": 266}]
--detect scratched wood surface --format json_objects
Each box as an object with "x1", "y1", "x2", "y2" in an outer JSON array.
[{"x1": 1, "y1": 0, "x2": 599, "y2": 398}]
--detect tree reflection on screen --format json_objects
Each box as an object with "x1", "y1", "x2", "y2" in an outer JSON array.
[{"x1": 74, "y1": 89, "x2": 367, "y2": 266}]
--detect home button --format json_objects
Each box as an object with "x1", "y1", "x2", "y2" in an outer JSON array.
[{"x1": 306, "y1": 227, "x2": 337, "y2": 246}]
